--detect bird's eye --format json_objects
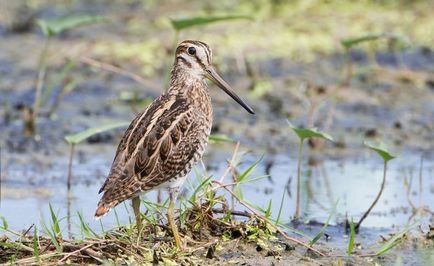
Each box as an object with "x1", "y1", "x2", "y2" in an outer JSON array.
[{"x1": 187, "y1": 47, "x2": 196, "y2": 55}]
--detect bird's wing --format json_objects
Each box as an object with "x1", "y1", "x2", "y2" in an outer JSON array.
[{"x1": 98, "y1": 93, "x2": 200, "y2": 201}]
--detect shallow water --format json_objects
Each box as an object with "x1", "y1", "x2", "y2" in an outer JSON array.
[{"x1": 1, "y1": 145, "x2": 433, "y2": 240}]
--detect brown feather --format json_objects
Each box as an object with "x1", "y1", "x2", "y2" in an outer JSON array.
[{"x1": 95, "y1": 40, "x2": 219, "y2": 217}]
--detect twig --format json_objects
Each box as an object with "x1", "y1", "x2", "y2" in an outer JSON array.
[
  {"x1": 20, "y1": 224, "x2": 35, "y2": 240},
  {"x1": 189, "y1": 239, "x2": 219, "y2": 253},
  {"x1": 13, "y1": 252, "x2": 60, "y2": 265},
  {"x1": 58, "y1": 243, "x2": 93, "y2": 263},
  {"x1": 212, "y1": 208, "x2": 253, "y2": 218},
  {"x1": 79, "y1": 56, "x2": 160, "y2": 90},
  {"x1": 212, "y1": 180, "x2": 328, "y2": 257},
  {"x1": 218, "y1": 142, "x2": 240, "y2": 183}
]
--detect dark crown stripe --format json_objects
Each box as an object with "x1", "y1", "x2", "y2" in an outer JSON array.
[{"x1": 196, "y1": 41, "x2": 211, "y2": 64}]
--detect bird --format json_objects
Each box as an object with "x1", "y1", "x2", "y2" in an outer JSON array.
[{"x1": 94, "y1": 40, "x2": 254, "y2": 248}]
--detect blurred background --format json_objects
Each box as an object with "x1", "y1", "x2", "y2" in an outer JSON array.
[{"x1": 0, "y1": 0, "x2": 433, "y2": 247}]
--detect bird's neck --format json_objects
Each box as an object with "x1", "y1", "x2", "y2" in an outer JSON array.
[{"x1": 168, "y1": 67, "x2": 212, "y2": 118}]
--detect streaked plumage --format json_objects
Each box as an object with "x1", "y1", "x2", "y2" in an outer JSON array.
[{"x1": 94, "y1": 40, "x2": 254, "y2": 248}]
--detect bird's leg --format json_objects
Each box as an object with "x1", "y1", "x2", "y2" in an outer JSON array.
[
  {"x1": 132, "y1": 196, "x2": 142, "y2": 234},
  {"x1": 168, "y1": 187, "x2": 182, "y2": 249}
]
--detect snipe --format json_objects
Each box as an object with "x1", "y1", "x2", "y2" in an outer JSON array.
[{"x1": 95, "y1": 40, "x2": 254, "y2": 248}]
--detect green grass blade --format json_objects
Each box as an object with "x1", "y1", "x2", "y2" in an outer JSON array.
[
  {"x1": 264, "y1": 199, "x2": 272, "y2": 219},
  {"x1": 0, "y1": 217, "x2": 22, "y2": 237},
  {"x1": 64, "y1": 121, "x2": 130, "y2": 144},
  {"x1": 77, "y1": 212, "x2": 98, "y2": 238},
  {"x1": 99, "y1": 219, "x2": 105, "y2": 235},
  {"x1": 170, "y1": 15, "x2": 251, "y2": 31},
  {"x1": 238, "y1": 175, "x2": 269, "y2": 185},
  {"x1": 190, "y1": 176, "x2": 213, "y2": 203},
  {"x1": 223, "y1": 210, "x2": 232, "y2": 222},
  {"x1": 48, "y1": 204, "x2": 61, "y2": 238},
  {"x1": 1, "y1": 216, "x2": 8, "y2": 230},
  {"x1": 237, "y1": 156, "x2": 263, "y2": 183},
  {"x1": 209, "y1": 134, "x2": 235, "y2": 143},
  {"x1": 309, "y1": 200, "x2": 338, "y2": 246},
  {"x1": 347, "y1": 218, "x2": 355, "y2": 256},
  {"x1": 376, "y1": 222, "x2": 418, "y2": 256},
  {"x1": 275, "y1": 188, "x2": 286, "y2": 226},
  {"x1": 235, "y1": 185, "x2": 244, "y2": 200},
  {"x1": 340, "y1": 33, "x2": 410, "y2": 49},
  {"x1": 40, "y1": 215, "x2": 62, "y2": 252},
  {"x1": 113, "y1": 208, "x2": 121, "y2": 228},
  {"x1": 33, "y1": 226, "x2": 40, "y2": 264}
]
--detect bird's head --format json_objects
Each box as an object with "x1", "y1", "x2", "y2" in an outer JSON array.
[{"x1": 174, "y1": 40, "x2": 254, "y2": 114}]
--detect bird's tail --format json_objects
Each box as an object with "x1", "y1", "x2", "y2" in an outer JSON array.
[{"x1": 94, "y1": 201, "x2": 117, "y2": 219}]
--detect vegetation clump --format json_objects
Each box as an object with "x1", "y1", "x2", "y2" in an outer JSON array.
[{"x1": 0, "y1": 202, "x2": 298, "y2": 265}]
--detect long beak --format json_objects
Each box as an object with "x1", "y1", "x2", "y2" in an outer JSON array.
[{"x1": 205, "y1": 67, "x2": 255, "y2": 114}]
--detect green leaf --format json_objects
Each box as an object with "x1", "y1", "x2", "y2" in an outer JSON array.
[
  {"x1": 209, "y1": 134, "x2": 235, "y2": 143},
  {"x1": 287, "y1": 120, "x2": 333, "y2": 142},
  {"x1": 364, "y1": 140, "x2": 396, "y2": 162},
  {"x1": 347, "y1": 218, "x2": 355, "y2": 256},
  {"x1": 275, "y1": 188, "x2": 286, "y2": 226},
  {"x1": 40, "y1": 215, "x2": 61, "y2": 252},
  {"x1": 309, "y1": 200, "x2": 338, "y2": 246},
  {"x1": 36, "y1": 15, "x2": 107, "y2": 37},
  {"x1": 340, "y1": 33, "x2": 411, "y2": 49},
  {"x1": 64, "y1": 121, "x2": 130, "y2": 144},
  {"x1": 170, "y1": 15, "x2": 252, "y2": 31}
]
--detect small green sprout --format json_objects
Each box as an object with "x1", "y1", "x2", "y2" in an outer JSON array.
[
  {"x1": 36, "y1": 15, "x2": 107, "y2": 38},
  {"x1": 355, "y1": 140, "x2": 396, "y2": 231},
  {"x1": 347, "y1": 218, "x2": 355, "y2": 256},
  {"x1": 376, "y1": 222, "x2": 418, "y2": 256},
  {"x1": 40, "y1": 204, "x2": 62, "y2": 252},
  {"x1": 339, "y1": 33, "x2": 410, "y2": 86},
  {"x1": 287, "y1": 120, "x2": 333, "y2": 218},
  {"x1": 29, "y1": 15, "x2": 107, "y2": 136},
  {"x1": 64, "y1": 121, "x2": 130, "y2": 191},
  {"x1": 32, "y1": 226, "x2": 40, "y2": 264}
]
